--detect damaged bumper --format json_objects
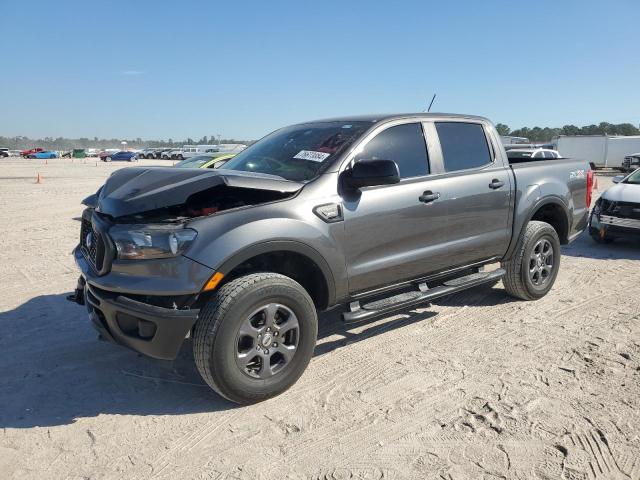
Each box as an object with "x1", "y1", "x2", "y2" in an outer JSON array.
[
  {"x1": 83, "y1": 281, "x2": 199, "y2": 360},
  {"x1": 73, "y1": 247, "x2": 212, "y2": 360}
]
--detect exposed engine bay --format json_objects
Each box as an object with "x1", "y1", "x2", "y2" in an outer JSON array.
[
  {"x1": 114, "y1": 185, "x2": 294, "y2": 223},
  {"x1": 85, "y1": 167, "x2": 303, "y2": 222}
]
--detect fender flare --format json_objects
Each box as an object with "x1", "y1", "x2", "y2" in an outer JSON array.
[
  {"x1": 215, "y1": 240, "x2": 338, "y2": 307},
  {"x1": 505, "y1": 195, "x2": 571, "y2": 259}
]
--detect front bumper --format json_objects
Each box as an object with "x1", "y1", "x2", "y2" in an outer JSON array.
[
  {"x1": 590, "y1": 212, "x2": 640, "y2": 239},
  {"x1": 73, "y1": 245, "x2": 213, "y2": 360},
  {"x1": 83, "y1": 281, "x2": 199, "y2": 360}
]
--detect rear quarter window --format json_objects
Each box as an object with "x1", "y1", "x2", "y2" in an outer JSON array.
[{"x1": 435, "y1": 122, "x2": 492, "y2": 172}]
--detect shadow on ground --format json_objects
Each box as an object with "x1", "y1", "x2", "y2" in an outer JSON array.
[
  {"x1": 0, "y1": 289, "x2": 444, "y2": 428},
  {"x1": 562, "y1": 230, "x2": 640, "y2": 260},
  {"x1": 0, "y1": 293, "x2": 233, "y2": 429}
]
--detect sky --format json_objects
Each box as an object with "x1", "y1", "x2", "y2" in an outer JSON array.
[{"x1": 1, "y1": 0, "x2": 639, "y2": 141}]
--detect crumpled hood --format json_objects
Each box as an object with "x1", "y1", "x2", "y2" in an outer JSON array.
[
  {"x1": 96, "y1": 167, "x2": 303, "y2": 218},
  {"x1": 601, "y1": 183, "x2": 640, "y2": 203}
]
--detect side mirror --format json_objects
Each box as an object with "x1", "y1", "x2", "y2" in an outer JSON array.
[
  {"x1": 344, "y1": 159, "x2": 400, "y2": 189},
  {"x1": 612, "y1": 175, "x2": 625, "y2": 184}
]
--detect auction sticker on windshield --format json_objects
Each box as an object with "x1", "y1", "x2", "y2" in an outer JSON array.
[{"x1": 293, "y1": 150, "x2": 331, "y2": 162}]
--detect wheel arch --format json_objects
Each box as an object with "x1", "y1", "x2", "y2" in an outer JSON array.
[
  {"x1": 215, "y1": 240, "x2": 336, "y2": 311},
  {"x1": 506, "y1": 196, "x2": 571, "y2": 260}
]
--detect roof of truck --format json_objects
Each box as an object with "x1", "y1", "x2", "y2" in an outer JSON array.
[{"x1": 302, "y1": 113, "x2": 491, "y2": 124}]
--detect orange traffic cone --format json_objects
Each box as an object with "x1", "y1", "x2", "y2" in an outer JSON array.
[{"x1": 36, "y1": 173, "x2": 43, "y2": 184}]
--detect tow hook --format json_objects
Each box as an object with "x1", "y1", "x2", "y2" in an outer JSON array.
[{"x1": 66, "y1": 276, "x2": 86, "y2": 305}]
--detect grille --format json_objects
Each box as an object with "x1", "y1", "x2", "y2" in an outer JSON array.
[
  {"x1": 599, "y1": 200, "x2": 640, "y2": 220},
  {"x1": 80, "y1": 218, "x2": 105, "y2": 271}
]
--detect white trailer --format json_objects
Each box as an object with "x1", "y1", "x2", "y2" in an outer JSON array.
[{"x1": 552, "y1": 135, "x2": 640, "y2": 169}]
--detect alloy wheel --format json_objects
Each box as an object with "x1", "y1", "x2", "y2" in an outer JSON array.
[
  {"x1": 235, "y1": 303, "x2": 300, "y2": 379},
  {"x1": 528, "y1": 238, "x2": 554, "y2": 286}
]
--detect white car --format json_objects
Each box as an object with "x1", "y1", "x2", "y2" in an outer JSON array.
[
  {"x1": 162, "y1": 149, "x2": 183, "y2": 160},
  {"x1": 506, "y1": 148, "x2": 562, "y2": 162}
]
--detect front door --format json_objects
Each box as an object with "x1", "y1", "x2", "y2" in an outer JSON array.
[{"x1": 342, "y1": 122, "x2": 451, "y2": 294}]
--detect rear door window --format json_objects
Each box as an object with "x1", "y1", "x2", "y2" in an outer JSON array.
[
  {"x1": 355, "y1": 123, "x2": 429, "y2": 179},
  {"x1": 435, "y1": 122, "x2": 492, "y2": 172}
]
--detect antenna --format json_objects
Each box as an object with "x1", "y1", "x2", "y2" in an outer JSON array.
[{"x1": 424, "y1": 93, "x2": 437, "y2": 113}]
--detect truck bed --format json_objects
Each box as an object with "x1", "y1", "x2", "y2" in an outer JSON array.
[{"x1": 509, "y1": 157, "x2": 591, "y2": 244}]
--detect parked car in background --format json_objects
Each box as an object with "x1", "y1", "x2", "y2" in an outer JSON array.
[
  {"x1": 155, "y1": 148, "x2": 174, "y2": 159},
  {"x1": 162, "y1": 149, "x2": 183, "y2": 160},
  {"x1": 506, "y1": 148, "x2": 561, "y2": 163},
  {"x1": 182, "y1": 145, "x2": 220, "y2": 159},
  {"x1": 20, "y1": 147, "x2": 44, "y2": 157},
  {"x1": 589, "y1": 169, "x2": 640, "y2": 243},
  {"x1": 27, "y1": 151, "x2": 58, "y2": 159},
  {"x1": 622, "y1": 153, "x2": 640, "y2": 173},
  {"x1": 0, "y1": 148, "x2": 9, "y2": 158},
  {"x1": 137, "y1": 148, "x2": 157, "y2": 159},
  {"x1": 85, "y1": 148, "x2": 100, "y2": 157},
  {"x1": 99, "y1": 151, "x2": 138, "y2": 162},
  {"x1": 173, "y1": 153, "x2": 236, "y2": 169}
]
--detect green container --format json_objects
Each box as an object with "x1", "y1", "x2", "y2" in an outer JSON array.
[{"x1": 72, "y1": 149, "x2": 86, "y2": 158}]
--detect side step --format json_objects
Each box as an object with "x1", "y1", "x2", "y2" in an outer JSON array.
[{"x1": 342, "y1": 268, "x2": 505, "y2": 324}]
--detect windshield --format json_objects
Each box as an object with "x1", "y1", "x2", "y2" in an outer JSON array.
[
  {"x1": 625, "y1": 169, "x2": 640, "y2": 185},
  {"x1": 221, "y1": 121, "x2": 372, "y2": 181},
  {"x1": 174, "y1": 155, "x2": 212, "y2": 168}
]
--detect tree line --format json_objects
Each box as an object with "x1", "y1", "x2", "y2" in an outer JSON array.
[
  {"x1": 2, "y1": 122, "x2": 640, "y2": 150},
  {"x1": 0, "y1": 135, "x2": 254, "y2": 151},
  {"x1": 495, "y1": 122, "x2": 640, "y2": 143}
]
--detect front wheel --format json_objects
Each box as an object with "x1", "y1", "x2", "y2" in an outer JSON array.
[
  {"x1": 193, "y1": 273, "x2": 318, "y2": 404},
  {"x1": 589, "y1": 226, "x2": 614, "y2": 244},
  {"x1": 105, "y1": 156, "x2": 112, "y2": 162},
  {"x1": 502, "y1": 221, "x2": 561, "y2": 300}
]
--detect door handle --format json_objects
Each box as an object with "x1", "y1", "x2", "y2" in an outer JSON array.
[
  {"x1": 489, "y1": 179, "x2": 505, "y2": 189},
  {"x1": 419, "y1": 191, "x2": 440, "y2": 203}
]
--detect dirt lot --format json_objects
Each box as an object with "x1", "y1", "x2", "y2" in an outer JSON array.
[{"x1": 1, "y1": 157, "x2": 639, "y2": 480}]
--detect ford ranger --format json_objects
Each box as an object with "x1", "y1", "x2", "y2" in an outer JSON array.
[{"x1": 69, "y1": 113, "x2": 593, "y2": 404}]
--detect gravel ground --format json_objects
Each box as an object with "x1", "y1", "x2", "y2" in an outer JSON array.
[{"x1": 1, "y1": 157, "x2": 639, "y2": 480}]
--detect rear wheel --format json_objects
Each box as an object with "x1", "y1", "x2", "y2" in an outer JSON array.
[
  {"x1": 193, "y1": 273, "x2": 318, "y2": 404},
  {"x1": 502, "y1": 221, "x2": 561, "y2": 300},
  {"x1": 105, "y1": 156, "x2": 112, "y2": 162}
]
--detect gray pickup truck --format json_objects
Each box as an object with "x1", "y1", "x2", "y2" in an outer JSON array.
[{"x1": 70, "y1": 113, "x2": 593, "y2": 404}]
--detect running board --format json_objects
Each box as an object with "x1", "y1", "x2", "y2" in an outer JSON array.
[{"x1": 342, "y1": 268, "x2": 505, "y2": 324}]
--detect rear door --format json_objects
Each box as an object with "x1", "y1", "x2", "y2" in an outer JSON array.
[
  {"x1": 342, "y1": 121, "x2": 452, "y2": 294},
  {"x1": 430, "y1": 121, "x2": 512, "y2": 267}
]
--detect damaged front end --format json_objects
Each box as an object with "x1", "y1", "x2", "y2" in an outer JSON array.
[
  {"x1": 78, "y1": 167, "x2": 303, "y2": 273},
  {"x1": 590, "y1": 196, "x2": 640, "y2": 240},
  {"x1": 95, "y1": 167, "x2": 303, "y2": 223},
  {"x1": 69, "y1": 167, "x2": 304, "y2": 359}
]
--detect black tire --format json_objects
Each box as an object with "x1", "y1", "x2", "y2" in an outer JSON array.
[
  {"x1": 502, "y1": 221, "x2": 561, "y2": 301},
  {"x1": 589, "y1": 227, "x2": 614, "y2": 244},
  {"x1": 193, "y1": 272, "x2": 318, "y2": 404}
]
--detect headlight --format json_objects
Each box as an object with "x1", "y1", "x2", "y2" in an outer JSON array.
[{"x1": 110, "y1": 224, "x2": 197, "y2": 260}]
